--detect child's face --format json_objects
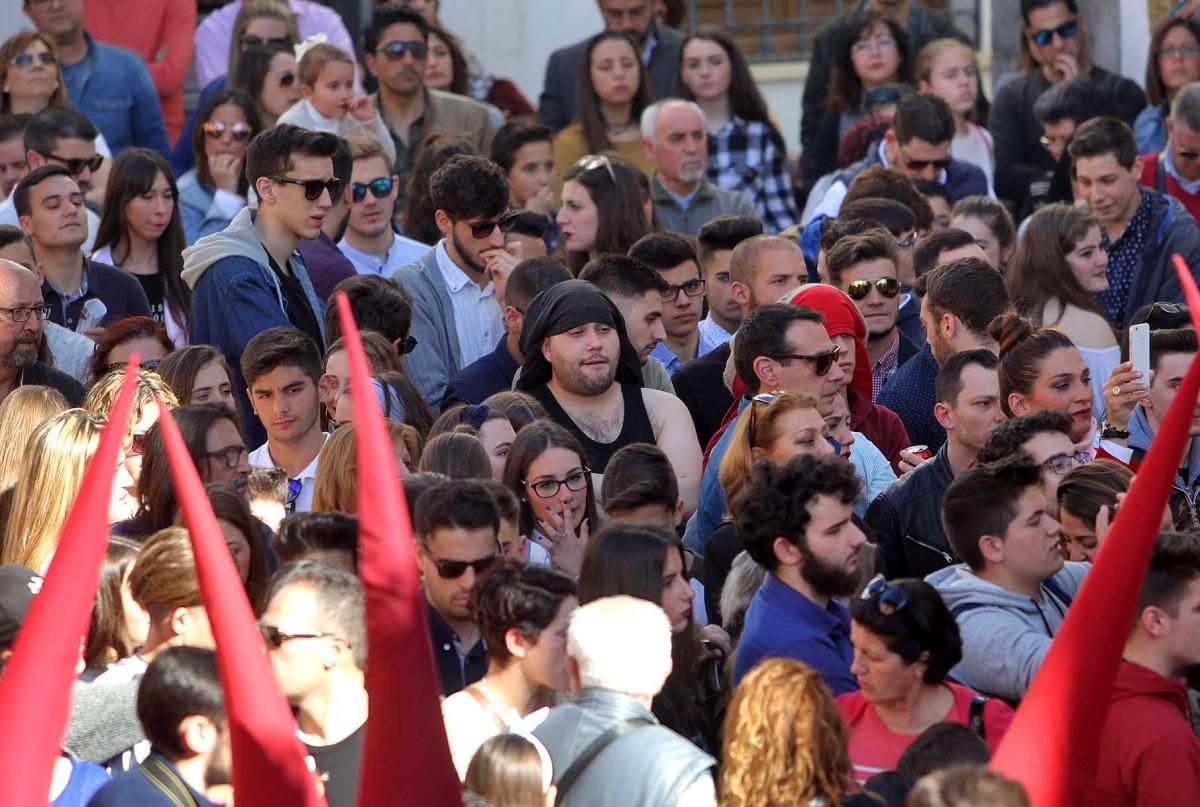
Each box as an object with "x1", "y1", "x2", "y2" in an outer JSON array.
[{"x1": 303, "y1": 59, "x2": 355, "y2": 118}]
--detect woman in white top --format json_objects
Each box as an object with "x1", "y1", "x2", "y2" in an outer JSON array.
[
  {"x1": 916, "y1": 39, "x2": 993, "y2": 189},
  {"x1": 441, "y1": 561, "x2": 577, "y2": 780},
  {"x1": 1005, "y1": 203, "x2": 1118, "y2": 418}
]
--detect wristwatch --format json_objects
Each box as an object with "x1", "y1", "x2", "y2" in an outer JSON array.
[{"x1": 1100, "y1": 421, "x2": 1130, "y2": 440}]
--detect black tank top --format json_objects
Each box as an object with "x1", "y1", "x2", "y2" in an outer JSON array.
[{"x1": 532, "y1": 383, "x2": 657, "y2": 473}]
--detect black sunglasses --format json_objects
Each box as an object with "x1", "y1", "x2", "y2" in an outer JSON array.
[
  {"x1": 272, "y1": 176, "x2": 343, "y2": 201},
  {"x1": 11, "y1": 52, "x2": 56, "y2": 68},
  {"x1": 466, "y1": 210, "x2": 521, "y2": 239},
  {"x1": 241, "y1": 34, "x2": 292, "y2": 49},
  {"x1": 1030, "y1": 19, "x2": 1078, "y2": 47},
  {"x1": 860, "y1": 573, "x2": 909, "y2": 615},
  {"x1": 901, "y1": 156, "x2": 952, "y2": 172},
  {"x1": 400, "y1": 335, "x2": 418, "y2": 354},
  {"x1": 425, "y1": 549, "x2": 501, "y2": 580},
  {"x1": 285, "y1": 478, "x2": 303, "y2": 514},
  {"x1": 846, "y1": 277, "x2": 901, "y2": 301},
  {"x1": 36, "y1": 150, "x2": 103, "y2": 176},
  {"x1": 770, "y1": 344, "x2": 841, "y2": 376},
  {"x1": 378, "y1": 40, "x2": 429, "y2": 61},
  {"x1": 351, "y1": 176, "x2": 395, "y2": 203},
  {"x1": 258, "y1": 622, "x2": 337, "y2": 649}
]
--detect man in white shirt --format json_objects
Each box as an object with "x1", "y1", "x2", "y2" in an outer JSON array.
[
  {"x1": 337, "y1": 136, "x2": 426, "y2": 277},
  {"x1": 240, "y1": 327, "x2": 329, "y2": 514}
]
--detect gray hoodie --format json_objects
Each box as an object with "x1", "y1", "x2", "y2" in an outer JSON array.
[{"x1": 926, "y1": 561, "x2": 1089, "y2": 702}]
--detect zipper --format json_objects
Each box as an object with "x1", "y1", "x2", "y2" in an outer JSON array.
[{"x1": 904, "y1": 533, "x2": 954, "y2": 564}]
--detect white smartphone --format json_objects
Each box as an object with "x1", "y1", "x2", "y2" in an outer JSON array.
[
  {"x1": 1130, "y1": 322, "x2": 1151, "y2": 382},
  {"x1": 76, "y1": 298, "x2": 107, "y2": 335}
]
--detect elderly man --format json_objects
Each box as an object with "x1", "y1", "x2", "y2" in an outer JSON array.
[
  {"x1": 0, "y1": 258, "x2": 85, "y2": 405},
  {"x1": 1141, "y1": 82, "x2": 1200, "y2": 223},
  {"x1": 642, "y1": 99, "x2": 756, "y2": 236}
]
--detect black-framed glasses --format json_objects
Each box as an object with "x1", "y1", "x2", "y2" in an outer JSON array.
[
  {"x1": 846, "y1": 277, "x2": 900, "y2": 301},
  {"x1": 662, "y1": 278, "x2": 706, "y2": 302},
  {"x1": 0, "y1": 305, "x2": 50, "y2": 322},
  {"x1": 240, "y1": 34, "x2": 292, "y2": 49},
  {"x1": 465, "y1": 209, "x2": 521, "y2": 240},
  {"x1": 351, "y1": 176, "x2": 395, "y2": 203},
  {"x1": 1042, "y1": 453, "x2": 1075, "y2": 476},
  {"x1": 34, "y1": 150, "x2": 103, "y2": 176},
  {"x1": 400, "y1": 335, "x2": 418, "y2": 354},
  {"x1": 202, "y1": 121, "x2": 253, "y2": 142},
  {"x1": 770, "y1": 344, "x2": 840, "y2": 376},
  {"x1": 861, "y1": 573, "x2": 909, "y2": 615},
  {"x1": 10, "y1": 52, "x2": 56, "y2": 68},
  {"x1": 285, "y1": 478, "x2": 302, "y2": 515},
  {"x1": 524, "y1": 469, "x2": 591, "y2": 500},
  {"x1": 574, "y1": 154, "x2": 616, "y2": 184},
  {"x1": 377, "y1": 39, "x2": 429, "y2": 61},
  {"x1": 271, "y1": 176, "x2": 342, "y2": 201},
  {"x1": 203, "y1": 444, "x2": 247, "y2": 470},
  {"x1": 258, "y1": 622, "x2": 337, "y2": 649},
  {"x1": 106, "y1": 358, "x2": 161, "y2": 373},
  {"x1": 424, "y1": 548, "x2": 501, "y2": 580},
  {"x1": 1162, "y1": 44, "x2": 1200, "y2": 59},
  {"x1": 1030, "y1": 19, "x2": 1078, "y2": 47}
]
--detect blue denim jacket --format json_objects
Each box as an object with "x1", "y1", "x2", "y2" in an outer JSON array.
[{"x1": 63, "y1": 33, "x2": 169, "y2": 156}]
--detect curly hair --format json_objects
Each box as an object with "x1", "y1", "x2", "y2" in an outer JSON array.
[{"x1": 720, "y1": 658, "x2": 856, "y2": 806}]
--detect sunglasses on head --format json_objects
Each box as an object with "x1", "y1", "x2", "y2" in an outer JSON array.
[
  {"x1": 425, "y1": 550, "x2": 500, "y2": 580},
  {"x1": 861, "y1": 573, "x2": 909, "y2": 614},
  {"x1": 351, "y1": 176, "x2": 395, "y2": 203},
  {"x1": 378, "y1": 39, "x2": 429, "y2": 61},
  {"x1": 272, "y1": 176, "x2": 343, "y2": 201},
  {"x1": 746, "y1": 390, "x2": 783, "y2": 446},
  {"x1": 202, "y1": 120, "x2": 254, "y2": 142},
  {"x1": 36, "y1": 150, "x2": 103, "y2": 176},
  {"x1": 574, "y1": 154, "x2": 617, "y2": 184},
  {"x1": 1030, "y1": 19, "x2": 1079, "y2": 47},
  {"x1": 240, "y1": 34, "x2": 292, "y2": 49},
  {"x1": 257, "y1": 622, "x2": 336, "y2": 649},
  {"x1": 770, "y1": 344, "x2": 841, "y2": 376},
  {"x1": 10, "y1": 52, "x2": 56, "y2": 68},
  {"x1": 846, "y1": 277, "x2": 901, "y2": 301},
  {"x1": 466, "y1": 209, "x2": 521, "y2": 239}
]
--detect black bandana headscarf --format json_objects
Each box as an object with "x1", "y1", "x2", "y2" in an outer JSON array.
[{"x1": 515, "y1": 279, "x2": 643, "y2": 392}]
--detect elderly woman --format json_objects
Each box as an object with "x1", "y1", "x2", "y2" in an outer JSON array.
[{"x1": 837, "y1": 577, "x2": 1014, "y2": 784}]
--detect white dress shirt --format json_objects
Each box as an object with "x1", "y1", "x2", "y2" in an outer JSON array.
[
  {"x1": 434, "y1": 240, "x2": 503, "y2": 368},
  {"x1": 248, "y1": 433, "x2": 328, "y2": 514}
]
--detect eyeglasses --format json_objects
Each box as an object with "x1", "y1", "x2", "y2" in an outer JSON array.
[
  {"x1": 271, "y1": 176, "x2": 342, "y2": 201},
  {"x1": 846, "y1": 277, "x2": 900, "y2": 301},
  {"x1": 258, "y1": 622, "x2": 338, "y2": 649},
  {"x1": 400, "y1": 335, "x2": 418, "y2": 354},
  {"x1": 424, "y1": 548, "x2": 501, "y2": 580},
  {"x1": 240, "y1": 34, "x2": 292, "y2": 49},
  {"x1": 1042, "y1": 453, "x2": 1075, "y2": 476},
  {"x1": 465, "y1": 209, "x2": 521, "y2": 240},
  {"x1": 285, "y1": 478, "x2": 302, "y2": 515},
  {"x1": 10, "y1": 52, "x2": 56, "y2": 68},
  {"x1": 1161, "y1": 44, "x2": 1200, "y2": 59},
  {"x1": 1039, "y1": 133, "x2": 1070, "y2": 150},
  {"x1": 351, "y1": 176, "x2": 395, "y2": 203},
  {"x1": 34, "y1": 150, "x2": 103, "y2": 176},
  {"x1": 203, "y1": 444, "x2": 247, "y2": 469},
  {"x1": 574, "y1": 154, "x2": 617, "y2": 184},
  {"x1": 898, "y1": 154, "x2": 952, "y2": 173},
  {"x1": 860, "y1": 573, "x2": 908, "y2": 615},
  {"x1": 277, "y1": 71, "x2": 296, "y2": 88},
  {"x1": 202, "y1": 121, "x2": 254, "y2": 142},
  {"x1": 106, "y1": 358, "x2": 161, "y2": 373},
  {"x1": 851, "y1": 37, "x2": 896, "y2": 55},
  {"x1": 769, "y1": 344, "x2": 841, "y2": 376},
  {"x1": 1030, "y1": 20, "x2": 1079, "y2": 47},
  {"x1": 0, "y1": 305, "x2": 50, "y2": 322},
  {"x1": 377, "y1": 40, "x2": 429, "y2": 61},
  {"x1": 661, "y1": 278, "x2": 705, "y2": 302},
  {"x1": 524, "y1": 469, "x2": 591, "y2": 499}
]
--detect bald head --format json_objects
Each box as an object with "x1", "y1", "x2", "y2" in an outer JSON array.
[
  {"x1": 0, "y1": 258, "x2": 38, "y2": 292},
  {"x1": 728, "y1": 236, "x2": 808, "y2": 314},
  {"x1": 0, "y1": 258, "x2": 44, "y2": 374}
]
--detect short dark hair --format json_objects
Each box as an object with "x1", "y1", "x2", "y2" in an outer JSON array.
[
  {"x1": 627, "y1": 232, "x2": 700, "y2": 273},
  {"x1": 733, "y1": 304, "x2": 824, "y2": 395},
  {"x1": 935, "y1": 349, "x2": 999, "y2": 407},
  {"x1": 0, "y1": 112, "x2": 30, "y2": 143},
  {"x1": 12, "y1": 163, "x2": 72, "y2": 217},
  {"x1": 732, "y1": 455, "x2": 861, "y2": 572},
  {"x1": 825, "y1": 230, "x2": 899, "y2": 287},
  {"x1": 363, "y1": 3, "x2": 429, "y2": 54},
  {"x1": 696, "y1": 215, "x2": 763, "y2": 266},
  {"x1": 244, "y1": 124, "x2": 339, "y2": 187},
  {"x1": 240, "y1": 327, "x2": 323, "y2": 388},
  {"x1": 324, "y1": 274, "x2": 413, "y2": 346},
  {"x1": 942, "y1": 458, "x2": 1046, "y2": 571},
  {"x1": 1130, "y1": 302, "x2": 1193, "y2": 332},
  {"x1": 1138, "y1": 531, "x2": 1200, "y2": 619},
  {"x1": 504, "y1": 258, "x2": 571, "y2": 311},
  {"x1": 331, "y1": 134, "x2": 353, "y2": 196},
  {"x1": 838, "y1": 198, "x2": 916, "y2": 239},
  {"x1": 0, "y1": 224, "x2": 30, "y2": 254},
  {"x1": 490, "y1": 121, "x2": 553, "y2": 172},
  {"x1": 976, "y1": 410, "x2": 1073, "y2": 465},
  {"x1": 1033, "y1": 77, "x2": 1103, "y2": 126},
  {"x1": 429, "y1": 154, "x2": 509, "y2": 221},
  {"x1": 913, "y1": 228, "x2": 979, "y2": 279},
  {"x1": 272, "y1": 511, "x2": 358, "y2": 568},
  {"x1": 137, "y1": 647, "x2": 224, "y2": 759},
  {"x1": 578, "y1": 254, "x2": 670, "y2": 300},
  {"x1": 600, "y1": 443, "x2": 679, "y2": 514},
  {"x1": 507, "y1": 210, "x2": 549, "y2": 240},
  {"x1": 470, "y1": 561, "x2": 577, "y2": 666},
  {"x1": 1067, "y1": 116, "x2": 1139, "y2": 170},
  {"x1": 917, "y1": 258, "x2": 1011, "y2": 337},
  {"x1": 269, "y1": 560, "x2": 367, "y2": 669},
  {"x1": 912, "y1": 178, "x2": 951, "y2": 205},
  {"x1": 851, "y1": 579, "x2": 962, "y2": 683},
  {"x1": 1144, "y1": 327, "x2": 1198, "y2": 370},
  {"x1": 478, "y1": 479, "x2": 519, "y2": 526},
  {"x1": 413, "y1": 480, "x2": 500, "y2": 543},
  {"x1": 1021, "y1": 0, "x2": 1078, "y2": 24},
  {"x1": 819, "y1": 218, "x2": 889, "y2": 254},
  {"x1": 893, "y1": 92, "x2": 955, "y2": 147},
  {"x1": 897, "y1": 724, "x2": 990, "y2": 780},
  {"x1": 23, "y1": 107, "x2": 97, "y2": 155},
  {"x1": 842, "y1": 166, "x2": 934, "y2": 232}
]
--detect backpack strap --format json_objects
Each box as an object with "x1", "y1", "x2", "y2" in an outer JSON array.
[
  {"x1": 968, "y1": 694, "x2": 989, "y2": 740},
  {"x1": 554, "y1": 717, "x2": 653, "y2": 804}
]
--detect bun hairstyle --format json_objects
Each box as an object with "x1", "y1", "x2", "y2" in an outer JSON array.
[{"x1": 988, "y1": 312, "x2": 1076, "y2": 416}]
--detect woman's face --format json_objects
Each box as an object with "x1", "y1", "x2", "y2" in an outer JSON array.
[
  {"x1": 124, "y1": 170, "x2": 175, "y2": 244},
  {"x1": 393, "y1": 436, "x2": 412, "y2": 477},
  {"x1": 849, "y1": 22, "x2": 900, "y2": 90},
  {"x1": 5, "y1": 38, "x2": 58, "y2": 105},
  {"x1": 479, "y1": 417, "x2": 516, "y2": 482},
  {"x1": 1159, "y1": 25, "x2": 1200, "y2": 94},
  {"x1": 322, "y1": 349, "x2": 349, "y2": 420},
  {"x1": 556, "y1": 180, "x2": 600, "y2": 253},
  {"x1": 831, "y1": 332, "x2": 856, "y2": 379},
  {"x1": 1064, "y1": 225, "x2": 1110, "y2": 293},
  {"x1": 851, "y1": 621, "x2": 927, "y2": 704},
  {"x1": 1059, "y1": 508, "x2": 1098, "y2": 562},
  {"x1": 261, "y1": 52, "x2": 301, "y2": 119},
  {"x1": 523, "y1": 446, "x2": 588, "y2": 531},
  {"x1": 190, "y1": 359, "x2": 236, "y2": 411},
  {"x1": 120, "y1": 562, "x2": 150, "y2": 650},
  {"x1": 123, "y1": 400, "x2": 161, "y2": 492},
  {"x1": 424, "y1": 31, "x2": 453, "y2": 91},
  {"x1": 760, "y1": 407, "x2": 836, "y2": 466},
  {"x1": 952, "y1": 214, "x2": 1005, "y2": 269},
  {"x1": 107, "y1": 336, "x2": 170, "y2": 371},
  {"x1": 920, "y1": 44, "x2": 977, "y2": 117},
  {"x1": 204, "y1": 102, "x2": 252, "y2": 161},
  {"x1": 659, "y1": 546, "x2": 695, "y2": 634},
  {"x1": 589, "y1": 38, "x2": 639, "y2": 106},
  {"x1": 519, "y1": 595, "x2": 577, "y2": 692},
  {"x1": 824, "y1": 393, "x2": 855, "y2": 459},
  {"x1": 1012, "y1": 346, "x2": 1094, "y2": 444},
  {"x1": 680, "y1": 38, "x2": 731, "y2": 103},
  {"x1": 218, "y1": 517, "x2": 252, "y2": 583}
]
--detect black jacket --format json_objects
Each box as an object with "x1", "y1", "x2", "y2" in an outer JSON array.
[
  {"x1": 673, "y1": 342, "x2": 733, "y2": 450},
  {"x1": 865, "y1": 442, "x2": 957, "y2": 579},
  {"x1": 22, "y1": 360, "x2": 85, "y2": 406},
  {"x1": 1116, "y1": 188, "x2": 1200, "y2": 329}
]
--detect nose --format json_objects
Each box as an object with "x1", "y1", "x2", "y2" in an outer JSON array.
[
  {"x1": 826, "y1": 360, "x2": 847, "y2": 386},
  {"x1": 848, "y1": 523, "x2": 867, "y2": 548},
  {"x1": 235, "y1": 454, "x2": 252, "y2": 477},
  {"x1": 556, "y1": 208, "x2": 569, "y2": 226},
  {"x1": 850, "y1": 651, "x2": 866, "y2": 676},
  {"x1": 486, "y1": 226, "x2": 506, "y2": 249},
  {"x1": 650, "y1": 318, "x2": 666, "y2": 343}
]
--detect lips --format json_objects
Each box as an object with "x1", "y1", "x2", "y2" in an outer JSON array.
[{"x1": 1071, "y1": 407, "x2": 1092, "y2": 421}]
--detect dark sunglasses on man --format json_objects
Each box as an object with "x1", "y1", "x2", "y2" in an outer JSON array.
[
  {"x1": 1029, "y1": 19, "x2": 1078, "y2": 47},
  {"x1": 378, "y1": 40, "x2": 428, "y2": 61},
  {"x1": 271, "y1": 176, "x2": 343, "y2": 201},
  {"x1": 351, "y1": 176, "x2": 395, "y2": 203},
  {"x1": 424, "y1": 547, "x2": 501, "y2": 579},
  {"x1": 770, "y1": 344, "x2": 841, "y2": 376},
  {"x1": 846, "y1": 277, "x2": 901, "y2": 301},
  {"x1": 35, "y1": 150, "x2": 103, "y2": 176},
  {"x1": 466, "y1": 209, "x2": 521, "y2": 240}
]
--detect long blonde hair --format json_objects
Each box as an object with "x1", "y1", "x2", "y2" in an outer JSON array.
[
  {"x1": 310, "y1": 421, "x2": 422, "y2": 514},
  {"x1": 0, "y1": 385, "x2": 68, "y2": 494},
  {"x1": 719, "y1": 392, "x2": 820, "y2": 504},
  {"x1": 1, "y1": 409, "x2": 103, "y2": 572}
]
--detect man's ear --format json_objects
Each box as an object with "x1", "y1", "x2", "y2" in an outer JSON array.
[
  {"x1": 752, "y1": 355, "x2": 778, "y2": 390},
  {"x1": 318, "y1": 374, "x2": 336, "y2": 406},
  {"x1": 503, "y1": 305, "x2": 523, "y2": 335},
  {"x1": 255, "y1": 176, "x2": 275, "y2": 206},
  {"x1": 933, "y1": 400, "x2": 953, "y2": 430},
  {"x1": 640, "y1": 136, "x2": 655, "y2": 161},
  {"x1": 169, "y1": 605, "x2": 191, "y2": 638},
  {"x1": 979, "y1": 533, "x2": 1005, "y2": 566},
  {"x1": 24, "y1": 149, "x2": 44, "y2": 170},
  {"x1": 730, "y1": 280, "x2": 750, "y2": 307},
  {"x1": 434, "y1": 209, "x2": 454, "y2": 240},
  {"x1": 178, "y1": 715, "x2": 220, "y2": 757},
  {"x1": 772, "y1": 535, "x2": 802, "y2": 568},
  {"x1": 17, "y1": 215, "x2": 32, "y2": 239}
]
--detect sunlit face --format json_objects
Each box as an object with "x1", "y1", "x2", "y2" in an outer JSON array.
[
  {"x1": 219, "y1": 518, "x2": 252, "y2": 583},
  {"x1": 122, "y1": 400, "x2": 161, "y2": 491},
  {"x1": 1022, "y1": 430, "x2": 1077, "y2": 503},
  {"x1": 365, "y1": 22, "x2": 427, "y2": 98},
  {"x1": 517, "y1": 594, "x2": 577, "y2": 690},
  {"x1": 769, "y1": 319, "x2": 847, "y2": 406},
  {"x1": 987, "y1": 485, "x2": 1064, "y2": 584},
  {"x1": 941, "y1": 362, "x2": 1004, "y2": 453},
  {"x1": 262, "y1": 582, "x2": 342, "y2": 701},
  {"x1": 424, "y1": 31, "x2": 453, "y2": 92},
  {"x1": 419, "y1": 524, "x2": 500, "y2": 622},
  {"x1": 795, "y1": 493, "x2": 866, "y2": 598},
  {"x1": 124, "y1": 171, "x2": 175, "y2": 244},
  {"x1": 849, "y1": 21, "x2": 900, "y2": 88},
  {"x1": 479, "y1": 417, "x2": 516, "y2": 482},
  {"x1": 659, "y1": 547, "x2": 694, "y2": 633},
  {"x1": 542, "y1": 322, "x2": 620, "y2": 396},
  {"x1": 838, "y1": 257, "x2": 899, "y2": 340},
  {"x1": 758, "y1": 406, "x2": 835, "y2": 465},
  {"x1": 106, "y1": 336, "x2": 169, "y2": 370},
  {"x1": 204, "y1": 102, "x2": 252, "y2": 164},
  {"x1": 680, "y1": 38, "x2": 731, "y2": 102},
  {"x1": 248, "y1": 364, "x2": 322, "y2": 446},
  {"x1": 1064, "y1": 225, "x2": 1109, "y2": 293},
  {"x1": 523, "y1": 446, "x2": 588, "y2": 531},
  {"x1": 952, "y1": 214, "x2": 1005, "y2": 269},
  {"x1": 850, "y1": 621, "x2": 923, "y2": 704},
  {"x1": 1159, "y1": 24, "x2": 1200, "y2": 95},
  {"x1": 120, "y1": 563, "x2": 149, "y2": 652},
  {"x1": 649, "y1": 102, "x2": 708, "y2": 190},
  {"x1": 346, "y1": 154, "x2": 398, "y2": 240},
  {"x1": 557, "y1": 180, "x2": 599, "y2": 253},
  {"x1": 20, "y1": 173, "x2": 86, "y2": 250},
  {"x1": 1074, "y1": 152, "x2": 1144, "y2": 227},
  {"x1": 260, "y1": 52, "x2": 301, "y2": 119},
  {"x1": 190, "y1": 359, "x2": 236, "y2": 410},
  {"x1": 616, "y1": 290, "x2": 665, "y2": 364},
  {"x1": 919, "y1": 43, "x2": 977, "y2": 117},
  {"x1": 657, "y1": 260, "x2": 703, "y2": 340},
  {"x1": 1008, "y1": 346, "x2": 1093, "y2": 444},
  {"x1": 507, "y1": 141, "x2": 554, "y2": 208},
  {"x1": 734, "y1": 247, "x2": 806, "y2": 309},
  {"x1": 4, "y1": 38, "x2": 59, "y2": 106},
  {"x1": 203, "y1": 417, "x2": 251, "y2": 489},
  {"x1": 302, "y1": 58, "x2": 355, "y2": 119},
  {"x1": 824, "y1": 393, "x2": 855, "y2": 459},
  {"x1": 589, "y1": 37, "x2": 639, "y2": 107}
]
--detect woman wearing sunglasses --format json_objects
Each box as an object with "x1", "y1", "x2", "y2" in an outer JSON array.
[
  {"x1": 0, "y1": 32, "x2": 69, "y2": 115},
  {"x1": 178, "y1": 89, "x2": 261, "y2": 246},
  {"x1": 837, "y1": 577, "x2": 1014, "y2": 785}
]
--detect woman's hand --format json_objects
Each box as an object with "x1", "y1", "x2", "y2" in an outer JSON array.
[
  {"x1": 534, "y1": 503, "x2": 588, "y2": 579},
  {"x1": 1101, "y1": 361, "x2": 1151, "y2": 432},
  {"x1": 698, "y1": 623, "x2": 732, "y2": 658},
  {"x1": 210, "y1": 154, "x2": 243, "y2": 194}
]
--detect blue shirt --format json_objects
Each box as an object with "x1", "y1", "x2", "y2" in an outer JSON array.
[
  {"x1": 877, "y1": 344, "x2": 945, "y2": 453},
  {"x1": 731, "y1": 574, "x2": 857, "y2": 693},
  {"x1": 53, "y1": 756, "x2": 108, "y2": 807},
  {"x1": 87, "y1": 753, "x2": 215, "y2": 807},
  {"x1": 647, "y1": 326, "x2": 723, "y2": 375},
  {"x1": 62, "y1": 34, "x2": 168, "y2": 156},
  {"x1": 1098, "y1": 190, "x2": 1153, "y2": 326}
]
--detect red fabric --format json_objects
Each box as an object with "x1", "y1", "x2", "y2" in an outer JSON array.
[
  {"x1": 334, "y1": 294, "x2": 462, "y2": 807},
  {"x1": 787, "y1": 285, "x2": 873, "y2": 403},
  {"x1": 1086, "y1": 660, "x2": 1200, "y2": 805},
  {"x1": 847, "y1": 387, "x2": 910, "y2": 472},
  {"x1": 990, "y1": 255, "x2": 1200, "y2": 805},
  {"x1": 486, "y1": 78, "x2": 535, "y2": 120},
  {"x1": 838, "y1": 683, "x2": 1015, "y2": 784},
  {"x1": 1140, "y1": 152, "x2": 1200, "y2": 225},
  {"x1": 0, "y1": 365, "x2": 136, "y2": 807},
  {"x1": 157, "y1": 404, "x2": 324, "y2": 807}
]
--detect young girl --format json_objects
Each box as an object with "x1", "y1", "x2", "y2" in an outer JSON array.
[
  {"x1": 277, "y1": 36, "x2": 396, "y2": 165},
  {"x1": 916, "y1": 39, "x2": 993, "y2": 190}
]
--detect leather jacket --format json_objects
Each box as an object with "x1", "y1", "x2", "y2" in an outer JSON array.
[{"x1": 865, "y1": 443, "x2": 958, "y2": 579}]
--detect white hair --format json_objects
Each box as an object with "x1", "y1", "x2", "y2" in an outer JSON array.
[
  {"x1": 640, "y1": 98, "x2": 707, "y2": 142},
  {"x1": 1172, "y1": 82, "x2": 1200, "y2": 131},
  {"x1": 567, "y1": 595, "x2": 672, "y2": 697}
]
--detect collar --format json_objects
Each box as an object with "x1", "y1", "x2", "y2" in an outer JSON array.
[
  {"x1": 434, "y1": 239, "x2": 476, "y2": 293},
  {"x1": 761, "y1": 573, "x2": 849, "y2": 637},
  {"x1": 42, "y1": 257, "x2": 89, "y2": 302},
  {"x1": 1104, "y1": 189, "x2": 1153, "y2": 248},
  {"x1": 425, "y1": 598, "x2": 483, "y2": 653},
  {"x1": 251, "y1": 433, "x2": 328, "y2": 480},
  {"x1": 876, "y1": 330, "x2": 900, "y2": 372},
  {"x1": 650, "y1": 172, "x2": 714, "y2": 204},
  {"x1": 1164, "y1": 148, "x2": 1200, "y2": 195}
]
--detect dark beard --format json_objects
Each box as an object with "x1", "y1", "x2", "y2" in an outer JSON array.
[
  {"x1": 451, "y1": 229, "x2": 488, "y2": 277},
  {"x1": 798, "y1": 541, "x2": 859, "y2": 600}
]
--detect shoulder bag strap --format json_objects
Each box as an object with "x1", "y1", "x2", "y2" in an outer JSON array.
[
  {"x1": 554, "y1": 717, "x2": 653, "y2": 805},
  {"x1": 968, "y1": 694, "x2": 989, "y2": 740}
]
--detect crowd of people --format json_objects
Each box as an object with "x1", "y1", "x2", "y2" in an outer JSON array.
[{"x1": 2, "y1": 0, "x2": 1200, "y2": 805}]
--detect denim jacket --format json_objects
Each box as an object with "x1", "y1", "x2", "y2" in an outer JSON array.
[{"x1": 62, "y1": 33, "x2": 169, "y2": 156}]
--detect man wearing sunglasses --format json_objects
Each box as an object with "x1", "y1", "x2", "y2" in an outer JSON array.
[
  {"x1": 990, "y1": 0, "x2": 1144, "y2": 211},
  {"x1": 184, "y1": 125, "x2": 337, "y2": 446},
  {"x1": 337, "y1": 136, "x2": 424, "y2": 278},
  {"x1": 414, "y1": 481, "x2": 502, "y2": 696},
  {"x1": 1140, "y1": 83, "x2": 1200, "y2": 226}
]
